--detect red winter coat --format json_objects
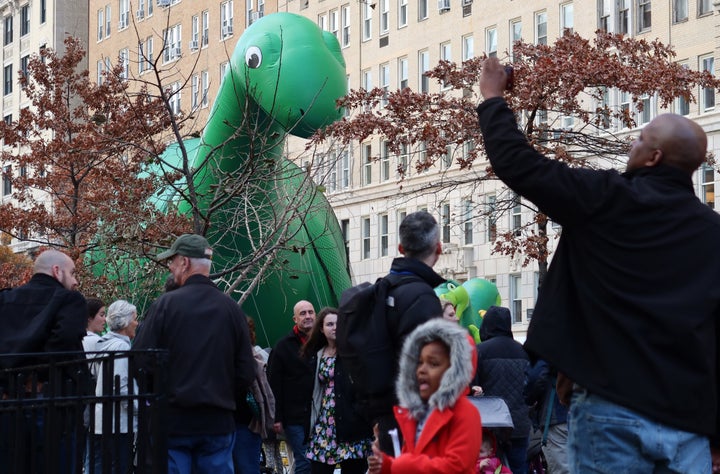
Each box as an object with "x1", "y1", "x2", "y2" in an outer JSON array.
[{"x1": 380, "y1": 396, "x2": 481, "y2": 474}]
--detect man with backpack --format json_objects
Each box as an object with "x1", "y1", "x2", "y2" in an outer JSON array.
[{"x1": 340, "y1": 210, "x2": 446, "y2": 456}]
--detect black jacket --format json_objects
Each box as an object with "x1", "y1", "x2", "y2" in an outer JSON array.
[
  {"x1": 478, "y1": 97, "x2": 720, "y2": 436},
  {"x1": 367, "y1": 257, "x2": 445, "y2": 419},
  {"x1": 474, "y1": 306, "x2": 530, "y2": 439},
  {"x1": 0, "y1": 273, "x2": 86, "y2": 373},
  {"x1": 133, "y1": 274, "x2": 256, "y2": 436},
  {"x1": 267, "y1": 328, "x2": 316, "y2": 433}
]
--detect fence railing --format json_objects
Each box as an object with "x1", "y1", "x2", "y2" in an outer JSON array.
[{"x1": 0, "y1": 350, "x2": 168, "y2": 474}]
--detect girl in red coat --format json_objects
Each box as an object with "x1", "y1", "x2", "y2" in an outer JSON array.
[{"x1": 368, "y1": 318, "x2": 482, "y2": 474}]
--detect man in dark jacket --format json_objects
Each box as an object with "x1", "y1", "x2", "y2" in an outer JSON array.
[
  {"x1": 472, "y1": 306, "x2": 530, "y2": 474},
  {"x1": 267, "y1": 299, "x2": 317, "y2": 474},
  {"x1": 0, "y1": 249, "x2": 87, "y2": 474},
  {"x1": 373, "y1": 210, "x2": 446, "y2": 455},
  {"x1": 134, "y1": 234, "x2": 256, "y2": 474},
  {"x1": 477, "y1": 58, "x2": 720, "y2": 472}
]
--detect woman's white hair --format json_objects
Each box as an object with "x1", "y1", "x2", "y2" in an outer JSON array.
[{"x1": 106, "y1": 300, "x2": 137, "y2": 331}]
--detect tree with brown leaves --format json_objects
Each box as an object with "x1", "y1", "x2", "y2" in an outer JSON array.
[
  {"x1": 313, "y1": 31, "x2": 720, "y2": 286},
  {"x1": 0, "y1": 36, "x2": 188, "y2": 297}
]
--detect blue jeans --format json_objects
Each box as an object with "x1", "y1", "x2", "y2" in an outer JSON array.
[
  {"x1": 284, "y1": 424, "x2": 310, "y2": 474},
  {"x1": 167, "y1": 432, "x2": 235, "y2": 474},
  {"x1": 504, "y1": 435, "x2": 529, "y2": 474},
  {"x1": 233, "y1": 424, "x2": 262, "y2": 474},
  {"x1": 569, "y1": 390, "x2": 711, "y2": 473}
]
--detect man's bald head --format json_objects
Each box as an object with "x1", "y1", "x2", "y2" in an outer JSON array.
[
  {"x1": 34, "y1": 250, "x2": 78, "y2": 290},
  {"x1": 627, "y1": 114, "x2": 707, "y2": 175}
]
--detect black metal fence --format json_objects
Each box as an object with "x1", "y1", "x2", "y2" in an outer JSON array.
[{"x1": 0, "y1": 350, "x2": 168, "y2": 474}]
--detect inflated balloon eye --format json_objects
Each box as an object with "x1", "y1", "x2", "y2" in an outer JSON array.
[{"x1": 245, "y1": 46, "x2": 262, "y2": 69}]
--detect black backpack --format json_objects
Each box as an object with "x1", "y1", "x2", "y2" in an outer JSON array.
[{"x1": 336, "y1": 275, "x2": 413, "y2": 412}]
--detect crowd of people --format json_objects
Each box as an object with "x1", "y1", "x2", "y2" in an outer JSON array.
[{"x1": 2, "y1": 57, "x2": 720, "y2": 474}]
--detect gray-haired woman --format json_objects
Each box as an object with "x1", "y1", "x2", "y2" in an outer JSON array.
[{"x1": 89, "y1": 299, "x2": 138, "y2": 474}]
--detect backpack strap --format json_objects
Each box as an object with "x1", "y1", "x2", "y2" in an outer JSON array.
[{"x1": 541, "y1": 381, "x2": 556, "y2": 446}]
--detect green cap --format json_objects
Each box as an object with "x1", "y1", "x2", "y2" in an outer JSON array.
[{"x1": 157, "y1": 234, "x2": 213, "y2": 261}]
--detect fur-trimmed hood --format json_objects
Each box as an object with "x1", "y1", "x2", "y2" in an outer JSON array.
[{"x1": 396, "y1": 318, "x2": 475, "y2": 420}]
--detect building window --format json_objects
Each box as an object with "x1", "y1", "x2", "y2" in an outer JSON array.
[
  {"x1": 3, "y1": 64, "x2": 12, "y2": 95},
  {"x1": 701, "y1": 165, "x2": 715, "y2": 209},
  {"x1": 459, "y1": 35, "x2": 473, "y2": 62},
  {"x1": 169, "y1": 82, "x2": 181, "y2": 115},
  {"x1": 486, "y1": 195, "x2": 497, "y2": 242},
  {"x1": 221, "y1": 1, "x2": 234, "y2": 38},
  {"x1": 362, "y1": 217, "x2": 371, "y2": 259},
  {"x1": 341, "y1": 5, "x2": 350, "y2": 48},
  {"x1": 618, "y1": 0, "x2": 629, "y2": 34},
  {"x1": 191, "y1": 73, "x2": 199, "y2": 109},
  {"x1": 362, "y1": 69, "x2": 372, "y2": 90},
  {"x1": 341, "y1": 150, "x2": 350, "y2": 188},
  {"x1": 701, "y1": 55, "x2": 715, "y2": 111},
  {"x1": 191, "y1": 15, "x2": 199, "y2": 50},
  {"x1": 398, "y1": 144, "x2": 408, "y2": 177},
  {"x1": 418, "y1": 0, "x2": 428, "y2": 20},
  {"x1": 598, "y1": 0, "x2": 610, "y2": 32},
  {"x1": 318, "y1": 13, "x2": 328, "y2": 31},
  {"x1": 362, "y1": 1, "x2": 372, "y2": 41},
  {"x1": 511, "y1": 193, "x2": 521, "y2": 234},
  {"x1": 381, "y1": 141, "x2": 390, "y2": 181},
  {"x1": 419, "y1": 50, "x2": 429, "y2": 93},
  {"x1": 106, "y1": 5, "x2": 112, "y2": 36},
  {"x1": 441, "y1": 203, "x2": 451, "y2": 243},
  {"x1": 380, "y1": 63, "x2": 390, "y2": 105},
  {"x1": 380, "y1": 214, "x2": 389, "y2": 256},
  {"x1": 220, "y1": 61, "x2": 229, "y2": 85},
  {"x1": 119, "y1": 48, "x2": 129, "y2": 79},
  {"x1": 398, "y1": 57, "x2": 408, "y2": 89},
  {"x1": 20, "y1": 5, "x2": 29, "y2": 37},
  {"x1": 201, "y1": 70, "x2": 209, "y2": 107},
  {"x1": 673, "y1": 0, "x2": 688, "y2": 22},
  {"x1": 20, "y1": 55, "x2": 29, "y2": 79},
  {"x1": 535, "y1": 11, "x2": 547, "y2": 45},
  {"x1": 145, "y1": 37, "x2": 154, "y2": 71},
  {"x1": 486, "y1": 28, "x2": 497, "y2": 58},
  {"x1": 363, "y1": 143, "x2": 372, "y2": 185},
  {"x1": 97, "y1": 60, "x2": 104, "y2": 84},
  {"x1": 510, "y1": 19, "x2": 521, "y2": 60},
  {"x1": 163, "y1": 25, "x2": 182, "y2": 62},
  {"x1": 561, "y1": 3, "x2": 573, "y2": 35},
  {"x1": 330, "y1": 9, "x2": 339, "y2": 40},
  {"x1": 637, "y1": 0, "x2": 651, "y2": 31},
  {"x1": 341, "y1": 219, "x2": 350, "y2": 262},
  {"x1": 3, "y1": 16, "x2": 12, "y2": 46},
  {"x1": 380, "y1": 0, "x2": 389, "y2": 34},
  {"x1": 463, "y1": 199, "x2": 473, "y2": 245},
  {"x1": 676, "y1": 95, "x2": 690, "y2": 116},
  {"x1": 2, "y1": 166, "x2": 11, "y2": 196},
  {"x1": 699, "y1": 0, "x2": 712, "y2": 16},
  {"x1": 138, "y1": 0, "x2": 146, "y2": 18},
  {"x1": 202, "y1": 10, "x2": 210, "y2": 46},
  {"x1": 97, "y1": 9, "x2": 105, "y2": 41},
  {"x1": 119, "y1": 0, "x2": 130, "y2": 30},
  {"x1": 399, "y1": 0, "x2": 408, "y2": 27},
  {"x1": 40, "y1": 0, "x2": 46, "y2": 24},
  {"x1": 510, "y1": 274, "x2": 522, "y2": 323},
  {"x1": 637, "y1": 94, "x2": 653, "y2": 125}
]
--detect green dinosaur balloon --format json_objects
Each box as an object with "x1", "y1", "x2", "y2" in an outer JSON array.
[
  {"x1": 435, "y1": 278, "x2": 501, "y2": 343},
  {"x1": 160, "y1": 13, "x2": 351, "y2": 346}
]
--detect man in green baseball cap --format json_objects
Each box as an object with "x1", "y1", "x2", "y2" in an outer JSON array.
[
  {"x1": 135, "y1": 233, "x2": 255, "y2": 473},
  {"x1": 157, "y1": 233, "x2": 213, "y2": 261}
]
